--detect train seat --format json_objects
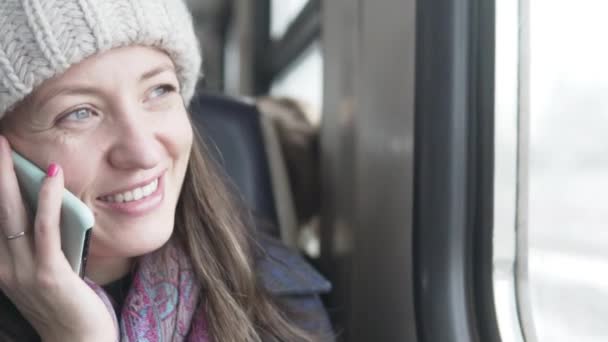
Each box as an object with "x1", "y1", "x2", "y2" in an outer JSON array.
[{"x1": 188, "y1": 93, "x2": 298, "y2": 246}]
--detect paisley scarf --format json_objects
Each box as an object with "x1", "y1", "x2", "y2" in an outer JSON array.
[{"x1": 86, "y1": 244, "x2": 209, "y2": 341}]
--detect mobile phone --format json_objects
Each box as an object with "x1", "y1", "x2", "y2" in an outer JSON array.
[{"x1": 11, "y1": 151, "x2": 94, "y2": 278}]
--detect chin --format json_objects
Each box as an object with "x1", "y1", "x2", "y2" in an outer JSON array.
[{"x1": 88, "y1": 219, "x2": 175, "y2": 258}]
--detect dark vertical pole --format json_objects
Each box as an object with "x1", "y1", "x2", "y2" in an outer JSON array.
[
  {"x1": 252, "y1": 0, "x2": 271, "y2": 95},
  {"x1": 319, "y1": 1, "x2": 359, "y2": 340},
  {"x1": 214, "y1": 3, "x2": 232, "y2": 93},
  {"x1": 188, "y1": 0, "x2": 231, "y2": 93},
  {"x1": 320, "y1": 0, "x2": 419, "y2": 341},
  {"x1": 234, "y1": 0, "x2": 270, "y2": 95},
  {"x1": 414, "y1": 0, "x2": 497, "y2": 341},
  {"x1": 471, "y1": 1, "x2": 501, "y2": 341}
]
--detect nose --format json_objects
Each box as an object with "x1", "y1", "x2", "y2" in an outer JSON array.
[{"x1": 107, "y1": 116, "x2": 161, "y2": 171}]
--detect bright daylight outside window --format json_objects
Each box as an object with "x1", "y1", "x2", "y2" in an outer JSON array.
[
  {"x1": 527, "y1": 0, "x2": 608, "y2": 341},
  {"x1": 493, "y1": 0, "x2": 527, "y2": 340},
  {"x1": 269, "y1": 0, "x2": 323, "y2": 124},
  {"x1": 271, "y1": 0, "x2": 309, "y2": 38},
  {"x1": 270, "y1": 41, "x2": 323, "y2": 124}
]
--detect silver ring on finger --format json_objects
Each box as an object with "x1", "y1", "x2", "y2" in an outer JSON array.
[{"x1": 6, "y1": 231, "x2": 26, "y2": 241}]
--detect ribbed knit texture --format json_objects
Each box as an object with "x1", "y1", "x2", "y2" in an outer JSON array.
[{"x1": 0, "y1": 0, "x2": 202, "y2": 117}]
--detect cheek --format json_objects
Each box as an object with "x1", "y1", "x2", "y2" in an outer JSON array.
[
  {"x1": 49, "y1": 136, "x2": 104, "y2": 196},
  {"x1": 162, "y1": 111, "x2": 193, "y2": 162},
  {"x1": 42, "y1": 145, "x2": 102, "y2": 201},
  {"x1": 59, "y1": 157, "x2": 99, "y2": 197},
  {"x1": 6, "y1": 133, "x2": 100, "y2": 198}
]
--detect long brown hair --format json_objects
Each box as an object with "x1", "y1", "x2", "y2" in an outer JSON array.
[
  {"x1": 0, "y1": 112, "x2": 320, "y2": 341},
  {"x1": 173, "y1": 124, "x2": 316, "y2": 341}
]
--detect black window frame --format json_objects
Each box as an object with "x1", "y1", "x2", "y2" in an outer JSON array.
[{"x1": 414, "y1": 0, "x2": 500, "y2": 341}]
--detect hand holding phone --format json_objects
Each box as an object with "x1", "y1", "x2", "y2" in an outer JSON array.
[
  {"x1": 11, "y1": 151, "x2": 94, "y2": 277},
  {"x1": 0, "y1": 141, "x2": 116, "y2": 341}
]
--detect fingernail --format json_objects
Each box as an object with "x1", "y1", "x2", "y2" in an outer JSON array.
[{"x1": 47, "y1": 163, "x2": 60, "y2": 177}]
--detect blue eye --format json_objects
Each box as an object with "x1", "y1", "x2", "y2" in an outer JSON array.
[
  {"x1": 149, "y1": 84, "x2": 176, "y2": 99},
  {"x1": 63, "y1": 108, "x2": 93, "y2": 121}
]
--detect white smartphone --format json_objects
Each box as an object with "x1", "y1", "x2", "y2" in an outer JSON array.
[{"x1": 11, "y1": 151, "x2": 94, "y2": 278}]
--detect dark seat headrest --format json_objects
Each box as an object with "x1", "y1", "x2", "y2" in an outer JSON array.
[{"x1": 189, "y1": 93, "x2": 279, "y2": 232}]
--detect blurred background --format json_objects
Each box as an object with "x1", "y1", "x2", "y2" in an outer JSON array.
[{"x1": 184, "y1": 1, "x2": 608, "y2": 341}]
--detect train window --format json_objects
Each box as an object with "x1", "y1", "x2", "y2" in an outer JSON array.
[
  {"x1": 271, "y1": 0, "x2": 309, "y2": 38},
  {"x1": 520, "y1": 0, "x2": 608, "y2": 341},
  {"x1": 270, "y1": 40, "x2": 323, "y2": 123},
  {"x1": 494, "y1": 0, "x2": 527, "y2": 340}
]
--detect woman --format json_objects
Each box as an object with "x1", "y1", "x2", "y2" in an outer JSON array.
[{"x1": 0, "y1": 0, "x2": 332, "y2": 341}]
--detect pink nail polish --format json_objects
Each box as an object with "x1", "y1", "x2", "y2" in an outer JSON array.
[{"x1": 47, "y1": 163, "x2": 60, "y2": 177}]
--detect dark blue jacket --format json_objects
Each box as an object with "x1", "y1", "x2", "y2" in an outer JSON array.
[{"x1": 256, "y1": 234, "x2": 334, "y2": 341}]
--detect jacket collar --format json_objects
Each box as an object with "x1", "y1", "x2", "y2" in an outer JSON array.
[{"x1": 255, "y1": 234, "x2": 331, "y2": 296}]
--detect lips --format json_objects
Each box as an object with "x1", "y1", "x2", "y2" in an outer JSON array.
[
  {"x1": 99, "y1": 178, "x2": 159, "y2": 203},
  {"x1": 95, "y1": 171, "x2": 166, "y2": 216},
  {"x1": 96, "y1": 170, "x2": 165, "y2": 200}
]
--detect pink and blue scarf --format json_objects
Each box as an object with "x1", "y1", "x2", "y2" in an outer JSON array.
[{"x1": 86, "y1": 244, "x2": 209, "y2": 341}]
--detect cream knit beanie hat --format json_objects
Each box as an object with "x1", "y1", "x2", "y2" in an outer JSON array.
[{"x1": 0, "y1": 0, "x2": 202, "y2": 118}]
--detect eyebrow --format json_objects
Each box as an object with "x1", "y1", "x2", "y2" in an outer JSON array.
[
  {"x1": 33, "y1": 85, "x2": 100, "y2": 110},
  {"x1": 34, "y1": 63, "x2": 176, "y2": 109},
  {"x1": 138, "y1": 63, "x2": 176, "y2": 83}
]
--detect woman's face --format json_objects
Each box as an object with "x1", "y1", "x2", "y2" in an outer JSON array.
[{"x1": 0, "y1": 46, "x2": 193, "y2": 265}]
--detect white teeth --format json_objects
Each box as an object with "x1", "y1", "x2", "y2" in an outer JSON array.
[
  {"x1": 124, "y1": 191, "x2": 134, "y2": 202},
  {"x1": 103, "y1": 178, "x2": 159, "y2": 203},
  {"x1": 143, "y1": 184, "x2": 152, "y2": 196},
  {"x1": 133, "y1": 188, "x2": 143, "y2": 201}
]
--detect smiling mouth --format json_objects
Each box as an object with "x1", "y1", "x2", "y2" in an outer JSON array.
[{"x1": 98, "y1": 178, "x2": 159, "y2": 203}]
